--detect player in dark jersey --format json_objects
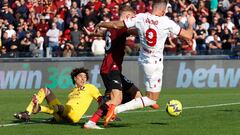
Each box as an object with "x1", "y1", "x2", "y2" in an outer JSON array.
[{"x1": 83, "y1": 6, "x2": 158, "y2": 129}]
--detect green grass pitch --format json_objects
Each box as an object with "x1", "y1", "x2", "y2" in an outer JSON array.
[{"x1": 0, "y1": 88, "x2": 240, "y2": 135}]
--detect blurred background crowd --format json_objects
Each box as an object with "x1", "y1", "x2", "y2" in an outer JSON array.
[{"x1": 0, "y1": 0, "x2": 239, "y2": 58}]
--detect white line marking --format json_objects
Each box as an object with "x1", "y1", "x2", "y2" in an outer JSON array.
[
  {"x1": 0, "y1": 123, "x2": 22, "y2": 127},
  {"x1": 123, "y1": 102, "x2": 240, "y2": 114},
  {"x1": 184, "y1": 102, "x2": 240, "y2": 109},
  {"x1": 1, "y1": 102, "x2": 240, "y2": 127}
]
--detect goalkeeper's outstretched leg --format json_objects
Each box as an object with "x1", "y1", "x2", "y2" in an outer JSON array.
[{"x1": 14, "y1": 87, "x2": 62, "y2": 121}]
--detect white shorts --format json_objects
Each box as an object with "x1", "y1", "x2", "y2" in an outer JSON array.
[{"x1": 139, "y1": 58, "x2": 163, "y2": 92}]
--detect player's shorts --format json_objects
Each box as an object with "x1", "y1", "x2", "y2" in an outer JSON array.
[
  {"x1": 101, "y1": 70, "x2": 138, "y2": 103},
  {"x1": 139, "y1": 58, "x2": 163, "y2": 92}
]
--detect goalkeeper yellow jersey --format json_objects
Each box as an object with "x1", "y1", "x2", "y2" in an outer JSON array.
[
  {"x1": 66, "y1": 83, "x2": 101, "y2": 106},
  {"x1": 62, "y1": 83, "x2": 102, "y2": 122}
]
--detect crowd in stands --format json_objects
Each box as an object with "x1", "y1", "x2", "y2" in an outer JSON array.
[{"x1": 0, "y1": 0, "x2": 239, "y2": 58}]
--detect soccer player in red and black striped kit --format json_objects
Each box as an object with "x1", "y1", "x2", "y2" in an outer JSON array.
[{"x1": 83, "y1": 6, "x2": 159, "y2": 129}]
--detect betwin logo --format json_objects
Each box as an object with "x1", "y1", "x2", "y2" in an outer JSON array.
[
  {"x1": 0, "y1": 64, "x2": 101, "y2": 90},
  {"x1": 0, "y1": 70, "x2": 42, "y2": 89},
  {"x1": 176, "y1": 62, "x2": 240, "y2": 88}
]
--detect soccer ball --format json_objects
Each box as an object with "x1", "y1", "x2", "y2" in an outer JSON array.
[{"x1": 166, "y1": 99, "x2": 183, "y2": 117}]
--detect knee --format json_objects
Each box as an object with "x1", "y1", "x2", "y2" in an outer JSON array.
[{"x1": 40, "y1": 87, "x2": 52, "y2": 96}]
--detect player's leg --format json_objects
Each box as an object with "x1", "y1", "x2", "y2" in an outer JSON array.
[
  {"x1": 114, "y1": 61, "x2": 163, "y2": 114},
  {"x1": 14, "y1": 88, "x2": 52, "y2": 121},
  {"x1": 105, "y1": 73, "x2": 160, "y2": 125},
  {"x1": 14, "y1": 88, "x2": 64, "y2": 122},
  {"x1": 85, "y1": 71, "x2": 123, "y2": 128},
  {"x1": 30, "y1": 88, "x2": 62, "y2": 115},
  {"x1": 25, "y1": 88, "x2": 51, "y2": 114},
  {"x1": 103, "y1": 71, "x2": 124, "y2": 126},
  {"x1": 122, "y1": 82, "x2": 159, "y2": 109},
  {"x1": 83, "y1": 103, "x2": 108, "y2": 129},
  {"x1": 84, "y1": 73, "x2": 112, "y2": 129},
  {"x1": 114, "y1": 85, "x2": 159, "y2": 114},
  {"x1": 104, "y1": 74, "x2": 143, "y2": 126},
  {"x1": 105, "y1": 70, "x2": 124, "y2": 105},
  {"x1": 43, "y1": 88, "x2": 64, "y2": 122}
]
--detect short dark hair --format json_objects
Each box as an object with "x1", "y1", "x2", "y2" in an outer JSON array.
[{"x1": 70, "y1": 67, "x2": 89, "y2": 84}]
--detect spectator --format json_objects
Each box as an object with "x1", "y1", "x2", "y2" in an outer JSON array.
[
  {"x1": 206, "y1": 28, "x2": 221, "y2": 45},
  {"x1": 62, "y1": 42, "x2": 75, "y2": 57},
  {"x1": 15, "y1": 0, "x2": 28, "y2": 19},
  {"x1": 8, "y1": 34, "x2": 20, "y2": 57},
  {"x1": 111, "y1": 5, "x2": 119, "y2": 20},
  {"x1": 19, "y1": 34, "x2": 32, "y2": 57},
  {"x1": 196, "y1": 24, "x2": 207, "y2": 55},
  {"x1": 36, "y1": 17, "x2": 49, "y2": 37},
  {"x1": 71, "y1": 1, "x2": 83, "y2": 18},
  {"x1": 33, "y1": 30, "x2": 44, "y2": 57},
  {"x1": 211, "y1": 16, "x2": 219, "y2": 28},
  {"x1": 0, "y1": 46, "x2": 8, "y2": 57},
  {"x1": 1, "y1": 32, "x2": 11, "y2": 49},
  {"x1": 208, "y1": 34, "x2": 222, "y2": 55},
  {"x1": 196, "y1": 0, "x2": 209, "y2": 19},
  {"x1": 46, "y1": 22, "x2": 61, "y2": 57},
  {"x1": 1, "y1": 5, "x2": 15, "y2": 24},
  {"x1": 233, "y1": 5, "x2": 240, "y2": 29},
  {"x1": 170, "y1": 0, "x2": 180, "y2": 12},
  {"x1": 70, "y1": 23, "x2": 82, "y2": 47},
  {"x1": 233, "y1": 38, "x2": 240, "y2": 56},
  {"x1": 82, "y1": 7, "x2": 98, "y2": 26},
  {"x1": 215, "y1": 24, "x2": 222, "y2": 38},
  {"x1": 210, "y1": 0, "x2": 218, "y2": 14},
  {"x1": 76, "y1": 36, "x2": 89, "y2": 56},
  {"x1": 5, "y1": 24, "x2": 16, "y2": 38},
  {"x1": 91, "y1": 37, "x2": 106, "y2": 56},
  {"x1": 136, "y1": 0, "x2": 146, "y2": 13},
  {"x1": 145, "y1": 0, "x2": 153, "y2": 13},
  {"x1": 217, "y1": 0, "x2": 229, "y2": 14},
  {"x1": 55, "y1": 0, "x2": 65, "y2": 9},
  {"x1": 65, "y1": 0, "x2": 72, "y2": 9},
  {"x1": 201, "y1": 16, "x2": 210, "y2": 31},
  {"x1": 221, "y1": 26, "x2": 232, "y2": 54},
  {"x1": 32, "y1": 1, "x2": 44, "y2": 16},
  {"x1": 231, "y1": 26, "x2": 239, "y2": 47},
  {"x1": 45, "y1": 1, "x2": 57, "y2": 19},
  {"x1": 222, "y1": 16, "x2": 235, "y2": 33},
  {"x1": 53, "y1": 15, "x2": 65, "y2": 31},
  {"x1": 105, "y1": 0, "x2": 117, "y2": 10},
  {"x1": 66, "y1": 8, "x2": 80, "y2": 26},
  {"x1": 178, "y1": 10, "x2": 188, "y2": 29}
]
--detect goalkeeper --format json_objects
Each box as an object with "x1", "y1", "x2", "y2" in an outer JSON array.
[{"x1": 14, "y1": 67, "x2": 102, "y2": 123}]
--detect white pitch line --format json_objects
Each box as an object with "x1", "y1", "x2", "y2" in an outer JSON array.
[
  {"x1": 184, "y1": 102, "x2": 240, "y2": 109},
  {"x1": 0, "y1": 123, "x2": 23, "y2": 127},
  {"x1": 123, "y1": 102, "x2": 240, "y2": 114},
  {"x1": 1, "y1": 102, "x2": 240, "y2": 127}
]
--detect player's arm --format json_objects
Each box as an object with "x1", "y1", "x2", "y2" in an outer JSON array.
[
  {"x1": 127, "y1": 28, "x2": 138, "y2": 36},
  {"x1": 83, "y1": 27, "x2": 104, "y2": 37},
  {"x1": 178, "y1": 15, "x2": 196, "y2": 40},
  {"x1": 96, "y1": 21, "x2": 125, "y2": 29}
]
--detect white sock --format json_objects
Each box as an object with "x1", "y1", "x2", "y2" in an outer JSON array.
[
  {"x1": 115, "y1": 96, "x2": 156, "y2": 114},
  {"x1": 86, "y1": 120, "x2": 96, "y2": 125}
]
